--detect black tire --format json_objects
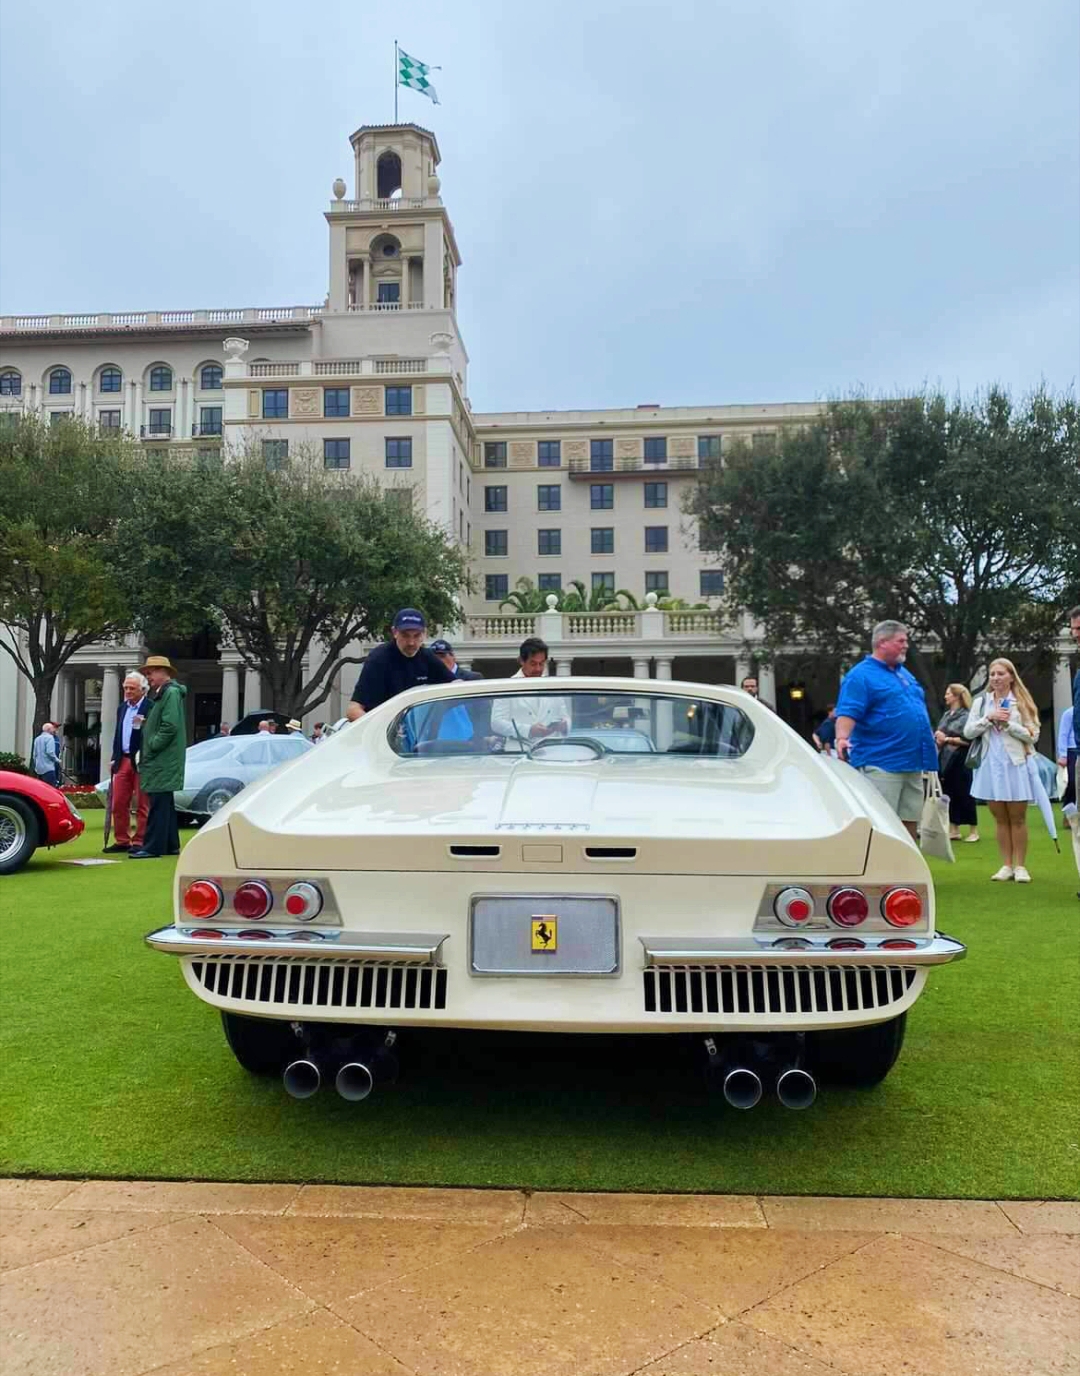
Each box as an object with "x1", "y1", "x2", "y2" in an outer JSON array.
[
  {"x1": 807, "y1": 1012, "x2": 907, "y2": 1088},
  {"x1": 0, "y1": 794, "x2": 40, "y2": 875},
  {"x1": 192, "y1": 778, "x2": 243, "y2": 816},
  {"x1": 221, "y1": 1012, "x2": 298, "y2": 1076}
]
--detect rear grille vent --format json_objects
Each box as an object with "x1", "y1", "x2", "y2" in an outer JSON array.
[
  {"x1": 450, "y1": 845, "x2": 500, "y2": 857},
  {"x1": 585, "y1": 847, "x2": 637, "y2": 859},
  {"x1": 643, "y1": 964, "x2": 916, "y2": 1016},
  {"x1": 191, "y1": 957, "x2": 447, "y2": 1012}
]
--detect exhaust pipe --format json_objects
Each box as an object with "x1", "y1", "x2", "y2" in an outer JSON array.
[
  {"x1": 776, "y1": 1066, "x2": 817, "y2": 1111},
  {"x1": 722, "y1": 1066, "x2": 763, "y2": 1110},
  {"x1": 335, "y1": 1060, "x2": 375, "y2": 1102},
  {"x1": 283, "y1": 1057, "x2": 323, "y2": 1100}
]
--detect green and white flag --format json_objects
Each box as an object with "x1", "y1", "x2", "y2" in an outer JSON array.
[{"x1": 398, "y1": 49, "x2": 439, "y2": 104}]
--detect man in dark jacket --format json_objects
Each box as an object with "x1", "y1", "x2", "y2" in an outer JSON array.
[
  {"x1": 102, "y1": 671, "x2": 150, "y2": 853},
  {"x1": 131, "y1": 656, "x2": 188, "y2": 859},
  {"x1": 345, "y1": 609, "x2": 455, "y2": 720}
]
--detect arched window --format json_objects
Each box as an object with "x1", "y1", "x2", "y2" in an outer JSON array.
[
  {"x1": 99, "y1": 366, "x2": 122, "y2": 393},
  {"x1": 0, "y1": 370, "x2": 21, "y2": 396},
  {"x1": 149, "y1": 366, "x2": 173, "y2": 391},
  {"x1": 377, "y1": 151, "x2": 402, "y2": 199},
  {"x1": 199, "y1": 364, "x2": 223, "y2": 391},
  {"x1": 48, "y1": 367, "x2": 72, "y2": 395}
]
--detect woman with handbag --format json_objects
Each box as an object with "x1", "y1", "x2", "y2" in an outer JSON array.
[
  {"x1": 934, "y1": 684, "x2": 980, "y2": 843},
  {"x1": 964, "y1": 658, "x2": 1039, "y2": 882}
]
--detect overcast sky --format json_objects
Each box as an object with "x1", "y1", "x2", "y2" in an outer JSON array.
[{"x1": 1, "y1": 0, "x2": 1076, "y2": 412}]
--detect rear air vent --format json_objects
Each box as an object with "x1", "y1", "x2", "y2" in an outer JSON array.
[
  {"x1": 450, "y1": 845, "x2": 501, "y2": 858},
  {"x1": 585, "y1": 847, "x2": 637, "y2": 860}
]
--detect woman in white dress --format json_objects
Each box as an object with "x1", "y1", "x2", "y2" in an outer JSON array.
[{"x1": 964, "y1": 658, "x2": 1040, "y2": 882}]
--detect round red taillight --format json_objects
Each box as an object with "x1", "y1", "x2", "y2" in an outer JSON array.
[
  {"x1": 236, "y1": 928, "x2": 274, "y2": 940},
  {"x1": 881, "y1": 938, "x2": 917, "y2": 950},
  {"x1": 828, "y1": 937, "x2": 865, "y2": 950},
  {"x1": 773, "y1": 886, "x2": 815, "y2": 927},
  {"x1": 827, "y1": 887, "x2": 869, "y2": 927},
  {"x1": 233, "y1": 881, "x2": 273, "y2": 920},
  {"x1": 881, "y1": 887, "x2": 922, "y2": 927},
  {"x1": 189, "y1": 928, "x2": 224, "y2": 940},
  {"x1": 284, "y1": 930, "x2": 324, "y2": 942},
  {"x1": 283, "y1": 882, "x2": 323, "y2": 922},
  {"x1": 183, "y1": 880, "x2": 223, "y2": 920}
]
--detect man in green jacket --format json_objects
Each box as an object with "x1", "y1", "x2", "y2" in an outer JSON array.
[{"x1": 130, "y1": 655, "x2": 188, "y2": 859}]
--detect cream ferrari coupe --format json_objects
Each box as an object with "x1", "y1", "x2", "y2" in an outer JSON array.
[{"x1": 147, "y1": 678, "x2": 965, "y2": 1108}]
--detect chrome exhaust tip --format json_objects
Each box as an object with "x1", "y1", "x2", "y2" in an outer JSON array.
[
  {"x1": 335, "y1": 1060, "x2": 375, "y2": 1102},
  {"x1": 283, "y1": 1058, "x2": 322, "y2": 1100},
  {"x1": 722, "y1": 1067, "x2": 762, "y2": 1110},
  {"x1": 776, "y1": 1067, "x2": 817, "y2": 1110}
]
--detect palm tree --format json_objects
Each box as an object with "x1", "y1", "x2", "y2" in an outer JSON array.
[{"x1": 499, "y1": 577, "x2": 547, "y2": 613}]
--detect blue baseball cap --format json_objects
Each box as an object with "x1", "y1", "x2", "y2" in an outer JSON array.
[
  {"x1": 392, "y1": 608, "x2": 426, "y2": 630},
  {"x1": 429, "y1": 638, "x2": 453, "y2": 654}
]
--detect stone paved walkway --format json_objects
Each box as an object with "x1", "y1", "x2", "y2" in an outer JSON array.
[{"x1": 1, "y1": 1180, "x2": 1077, "y2": 1375}]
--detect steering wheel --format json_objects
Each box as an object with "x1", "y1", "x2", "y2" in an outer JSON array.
[{"x1": 527, "y1": 735, "x2": 609, "y2": 759}]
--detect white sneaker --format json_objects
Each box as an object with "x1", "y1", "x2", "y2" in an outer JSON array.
[
  {"x1": 1013, "y1": 866, "x2": 1031, "y2": 883},
  {"x1": 991, "y1": 866, "x2": 1014, "y2": 881}
]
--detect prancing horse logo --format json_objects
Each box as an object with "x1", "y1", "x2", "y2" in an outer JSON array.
[{"x1": 530, "y1": 916, "x2": 558, "y2": 952}]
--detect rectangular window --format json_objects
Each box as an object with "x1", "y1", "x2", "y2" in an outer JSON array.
[
  {"x1": 698, "y1": 435, "x2": 722, "y2": 463},
  {"x1": 99, "y1": 370, "x2": 121, "y2": 393},
  {"x1": 538, "y1": 529, "x2": 561, "y2": 556},
  {"x1": 385, "y1": 437, "x2": 413, "y2": 467},
  {"x1": 644, "y1": 481, "x2": 668, "y2": 508},
  {"x1": 485, "y1": 529, "x2": 508, "y2": 557},
  {"x1": 262, "y1": 439, "x2": 288, "y2": 469},
  {"x1": 377, "y1": 281, "x2": 401, "y2": 303},
  {"x1": 485, "y1": 573, "x2": 509, "y2": 601},
  {"x1": 323, "y1": 438, "x2": 351, "y2": 469},
  {"x1": 147, "y1": 407, "x2": 170, "y2": 436},
  {"x1": 198, "y1": 406, "x2": 222, "y2": 436},
  {"x1": 537, "y1": 440, "x2": 561, "y2": 467},
  {"x1": 98, "y1": 410, "x2": 121, "y2": 430},
  {"x1": 700, "y1": 570, "x2": 724, "y2": 595},
  {"x1": 645, "y1": 571, "x2": 669, "y2": 594},
  {"x1": 590, "y1": 483, "x2": 613, "y2": 510},
  {"x1": 537, "y1": 484, "x2": 561, "y2": 511},
  {"x1": 643, "y1": 437, "x2": 667, "y2": 464},
  {"x1": 591, "y1": 527, "x2": 614, "y2": 555},
  {"x1": 590, "y1": 438, "x2": 613, "y2": 471},
  {"x1": 262, "y1": 388, "x2": 288, "y2": 419},
  {"x1": 592, "y1": 572, "x2": 615, "y2": 594},
  {"x1": 385, "y1": 385, "x2": 412, "y2": 415},
  {"x1": 538, "y1": 573, "x2": 562, "y2": 593},
  {"x1": 484, "y1": 441, "x2": 507, "y2": 468},
  {"x1": 645, "y1": 525, "x2": 669, "y2": 553},
  {"x1": 485, "y1": 485, "x2": 508, "y2": 512},
  {"x1": 323, "y1": 387, "x2": 350, "y2": 417}
]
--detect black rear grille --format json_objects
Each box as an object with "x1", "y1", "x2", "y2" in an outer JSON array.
[
  {"x1": 643, "y1": 964, "x2": 916, "y2": 1016},
  {"x1": 191, "y1": 958, "x2": 447, "y2": 1012}
]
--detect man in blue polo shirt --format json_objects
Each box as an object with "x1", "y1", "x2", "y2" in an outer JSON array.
[{"x1": 834, "y1": 619, "x2": 938, "y2": 838}]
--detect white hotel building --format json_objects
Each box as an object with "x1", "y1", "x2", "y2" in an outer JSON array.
[{"x1": 1, "y1": 122, "x2": 1073, "y2": 762}]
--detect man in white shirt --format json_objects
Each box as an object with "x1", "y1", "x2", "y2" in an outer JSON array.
[
  {"x1": 103, "y1": 671, "x2": 150, "y2": 852},
  {"x1": 490, "y1": 637, "x2": 573, "y2": 746}
]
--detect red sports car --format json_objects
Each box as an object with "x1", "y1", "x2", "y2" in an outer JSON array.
[{"x1": 0, "y1": 770, "x2": 86, "y2": 875}]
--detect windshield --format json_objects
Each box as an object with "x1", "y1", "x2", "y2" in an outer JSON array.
[{"x1": 389, "y1": 691, "x2": 755, "y2": 759}]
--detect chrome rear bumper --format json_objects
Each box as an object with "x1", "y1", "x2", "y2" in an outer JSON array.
[{"x1": 640, "y1": 934, "x2": 966, "y2": 967}]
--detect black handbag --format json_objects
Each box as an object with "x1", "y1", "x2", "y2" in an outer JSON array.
[{"x1": 964, "y1": 696, "x2": 988, "y2": 770}]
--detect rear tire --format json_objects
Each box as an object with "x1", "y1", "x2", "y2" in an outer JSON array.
[
  {"x1": 0, "y1": 794, "x2": 39, "y2": 875},
  {"x1": 221, "y1": 1012, "x2": 298, "y2": 1076},
  {"x1": 807, "y1": 1012, "x2": 907, "y2": 1088}
]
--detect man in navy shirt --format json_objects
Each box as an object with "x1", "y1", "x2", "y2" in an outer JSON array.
[
  {"x1": 346, "y1": 608, "x2": 455, "y2": 720},
  {"x1": 834, "y1": 620, "x2": 938, "y2": 838}
]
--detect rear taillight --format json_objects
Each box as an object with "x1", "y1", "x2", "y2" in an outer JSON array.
[
  {"x1": 283, "y1": 882, "x2": 323, "y2": 922},
  {"x1": 827, "y1": 887, "x2": 869, "y2": 927},
  {"x1": 233, "y1": 881, "x2": 273, "y2": 920},
  {"x1": 881, "y1": 887, "x2": 922, "y2": 927},
  {"x1": 881, "y1": 938, "x2": 917, "y2": 950},
  {"x1": 189, "y1": 928, "x2": 224, "y2": 940},
  {"x1": 237, "y1": 928, "x2": 273, "y2": 940},
  {"x1": 828, "y1": 937, "x2": 865, "y2": 950},
  {"x1": 773, "y1": 886, "x2": 815, "y2": 926},
  {"x1": 183, "y1": 880, "x2": 223, "y2": 920}
]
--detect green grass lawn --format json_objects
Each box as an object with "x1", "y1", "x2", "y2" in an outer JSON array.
[{"x1": 2, "y1": 811, "x2": 1078, "y2": 1198}]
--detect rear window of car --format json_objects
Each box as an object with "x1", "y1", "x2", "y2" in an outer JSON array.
[
  {"x1": 187, "y1": 739, "x2": 235, "y2": 763},
  {"x1": 389, "y1": 691, "x2": 755, "y2": 759}
]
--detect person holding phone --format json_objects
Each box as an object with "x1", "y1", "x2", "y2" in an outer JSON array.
[{"x1": 964, "y1": 658, "x2": 1039, "y2": 882}]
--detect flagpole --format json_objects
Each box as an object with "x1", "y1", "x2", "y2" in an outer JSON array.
[{"x1": 394, "y1": 40, "x2": 398, "y2": 122}]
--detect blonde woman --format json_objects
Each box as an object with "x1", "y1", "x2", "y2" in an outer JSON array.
[
  {"x1": 934, "y1": 684, "x2": 980, "y2": 842},
  {"x1": 964, "y1": 659, "x2": 1039, "y2": 882}
]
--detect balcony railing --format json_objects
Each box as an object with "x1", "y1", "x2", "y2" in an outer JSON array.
[
  {"x1": 249, "y1": 362, "x2": 300, "y2": 378},
  {"x1": 373, "y1": 358, "x2": 427, "y2": 374},
  {"x1": 191, "y1": 423, "x2": 222, "y2": 437},
  {"x1": 461, "y1": 607, "x2": 728, "y2": 644},
  {"x1": 1, "y1": 306, "x2": 324, "y2": 333},
  {"x1": 141, "y1": 424, "x2": 172, "y2": 440},
  {"x1": 330, "y1": 197, "x2": 430, "y2": 212},
  {"x1": 346, "y1": 301, "x2": 429, "y2": 312},
  {"x1": 567, "y1": 456, "x2": 703, "y2": 478}
]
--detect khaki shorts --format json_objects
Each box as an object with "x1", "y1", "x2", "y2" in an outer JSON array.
[{"x1": 860, "y1": 767, "x2": 925, "y2": 823}]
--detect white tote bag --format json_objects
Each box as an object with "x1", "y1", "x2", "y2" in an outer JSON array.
[{"x1": 919, "y1": 773, "x2": 955, "y2": 863}]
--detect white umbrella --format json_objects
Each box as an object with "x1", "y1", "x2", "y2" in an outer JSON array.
[{"x1": 1027, "y1": 756, "x2": 1060, "y2": 853}]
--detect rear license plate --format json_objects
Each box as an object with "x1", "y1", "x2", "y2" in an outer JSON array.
[{"x1": 470, "y1": 896, "x2": 619, "y2": 975}]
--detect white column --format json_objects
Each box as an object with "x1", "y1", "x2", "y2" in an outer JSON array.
[
  {"x1": 734, "y1": 657, "x2": 752, "y2": 686},
  {"x1": 221, "y1": 664, "x2": 240, "y2": 728},
  {"x1": 367, "y1": 254, "x2": 376, "y2": 305},
  {"x1": 1053, "y1": 654, "x2": 1072, "y2": 732},
  {"x1": 401, "y1": 257, "x2": 410, "y2": 306},
  {"x1": 554, "y1": 659, "x2": 573, "y2": 678},
  {"x1": 633, "y1": 658, "x2": 651, "y2": 679},
  {"x1": 758, "y1": 663, "x2": 776, "y2": 708},
  {"x1": 100, "y1": 667, "x2": 121, "y2": 748},
  {"x1": 654, "y1": 657, "x2": 673, "y2": 681},
  {"x1": 176, "y1": 378, "x2": 188, "y2": 440},
  {"x1": 132, "y1": 380, "x2": 143, "y2": 436},
  {"x1": 50, "y1": 671, "x2": 65, "y2": 723},
  {"x1": 243, "y1": 666, "x2": 262, "y2": 713}
]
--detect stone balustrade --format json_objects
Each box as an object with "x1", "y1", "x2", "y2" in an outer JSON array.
[{"x1": 1, "y1": 306, "x2": 325, "y2": 333}]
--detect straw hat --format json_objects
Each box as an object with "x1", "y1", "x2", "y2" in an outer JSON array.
[
  {"x1": 139, "y1": 655, "x2": 177, "y2": 676},
  {"x1": 286, "y1": 719, "x2": 302, "y2": 732}
]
